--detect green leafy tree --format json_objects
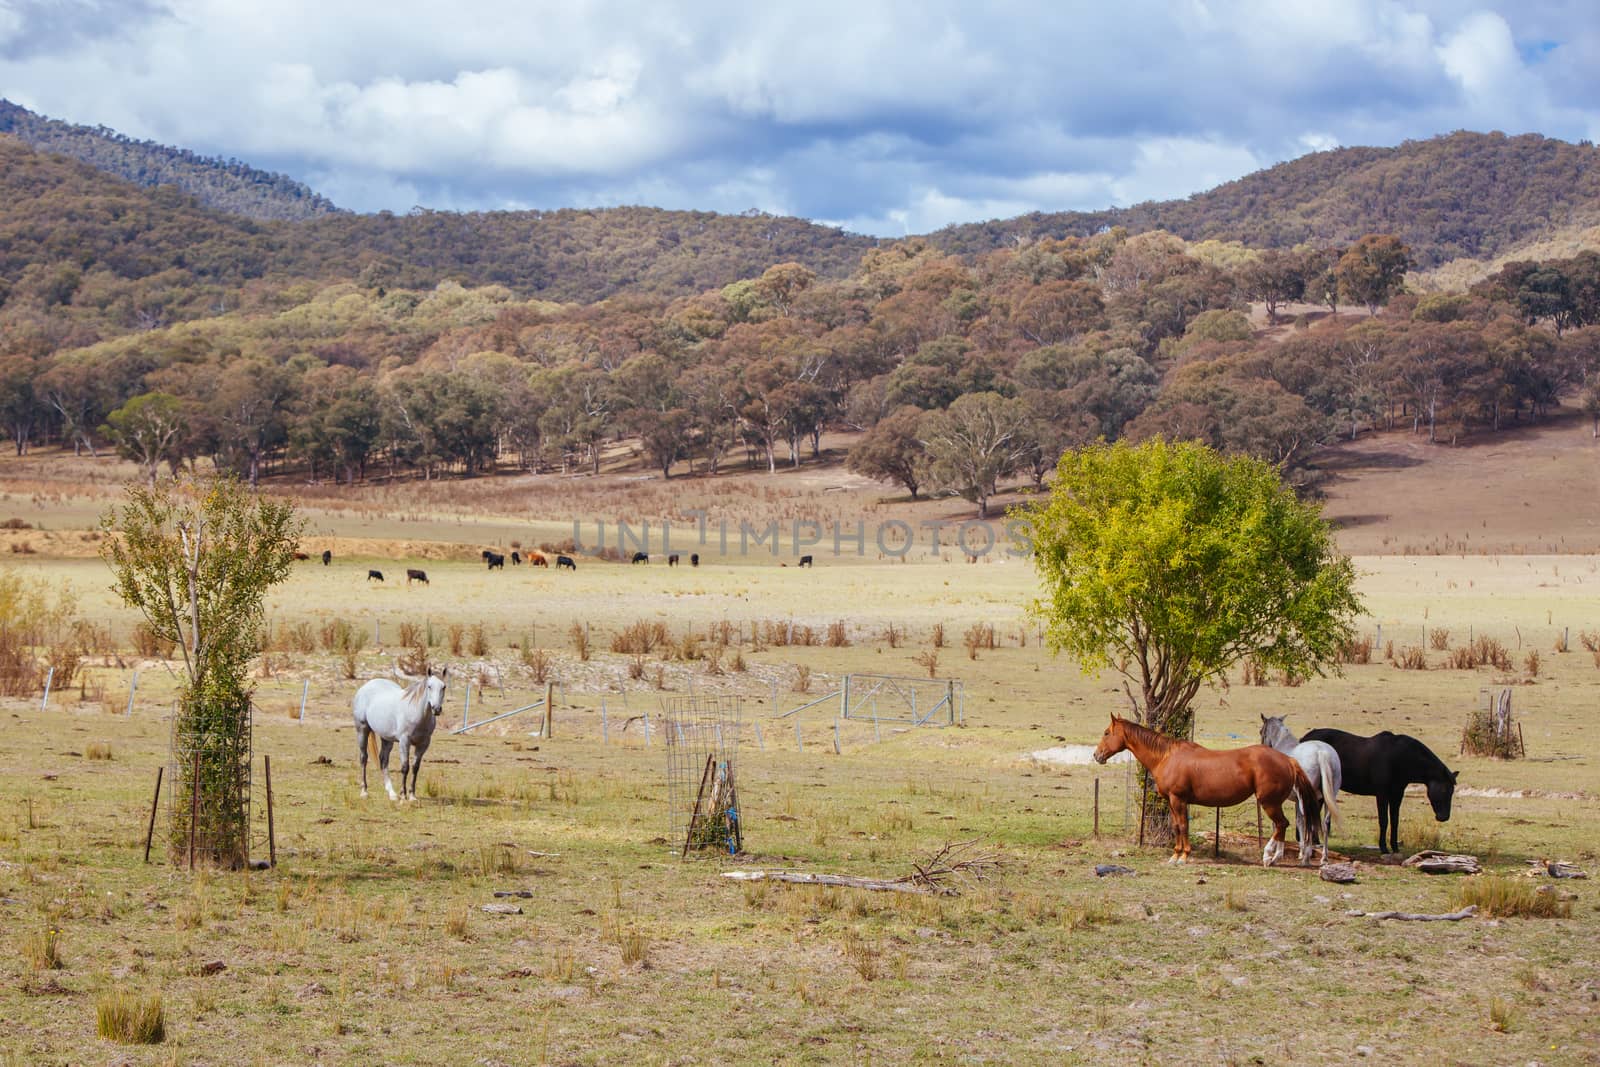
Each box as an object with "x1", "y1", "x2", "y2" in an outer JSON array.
[
  {"x1": 1023, "y1": 439, "x2": 1362, "y2": 837},
  {"x1": 918, "y1": 391, "x2": 1031, "y2": 518},
  {"x1": 846, "y1": 405, "x2": 929, "y2": 498},
  {"x1": 100, "y1": 476, "x2": 303, "y2": 867},
  {"x1": 103, "y1": 392, "x2": 190, "y2": 484},
  {"x1": 1335, "y1": 234, "x2": 1412, "y2": 315}
]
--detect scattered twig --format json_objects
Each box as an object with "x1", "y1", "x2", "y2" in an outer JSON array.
[
  {"x1": 723, "y1": 870, "x2": 934, "y2": 895},
  {"x1": 1345, "y1": 905, "x2": 1477, "y2": 922},
  {"x1": 723, "y1": 841, "x2": 1001, "y2": 898}
]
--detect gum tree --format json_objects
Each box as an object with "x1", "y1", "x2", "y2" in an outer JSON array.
[
  {"x1": 1022, "y1": 439, "x2": 1363, "y2": 840},
  {"x1": 101, "y1": 475, "x2": 303, "y2": 867}
]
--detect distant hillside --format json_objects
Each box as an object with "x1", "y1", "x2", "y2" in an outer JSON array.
[
  {"x1": 0, "y1": 99, "x2": 343, "y2": 222},
  {"x1": 0, "y1": 135, "x2": 877, "y2": 311},
  {"x1": 929, "y1": 132, "x2": 1600, "y2": 268}
]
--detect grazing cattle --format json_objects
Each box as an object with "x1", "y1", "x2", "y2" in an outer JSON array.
[
  {"x1": 798, "y1": 555, "x2": 814, "y2": 568},
  {"x1": 484, "y1": 551, "x2": 505, "y2": 570},
  {"x1": 631, "y1": 551, "x2": 649, "y2": 565},
  {"x1": 556, "y1": 555, "x2": 576, "y2": 571},
  {"x1": 528, "y1": 552, "x2": 548, "y2": 567},
  {"x1": 668, "y1": 554, "x2": 680, "y2": 566},
  {"x1": 510, "y1": 551, "x2": 521, "y2": 566},
  {"x1": 368, "y1": 570, "x2": 384, "y2": 583},
  {"x1": 406, "y1": 568, "x2": 429, "y2": 585},
  {"x1": 322, "y1": 550, "x2": 332, "y2": 566},
  {"x1": 293, "y1": 552, "x2": 310, "y2": 561},
  {"x1": 690, "y1": 553, "x2": 699, "y2": 567}
]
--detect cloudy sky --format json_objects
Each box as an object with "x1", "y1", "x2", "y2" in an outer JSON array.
[{"x1": 2, "y1": 0, "x2": 1597, "y2": 234}]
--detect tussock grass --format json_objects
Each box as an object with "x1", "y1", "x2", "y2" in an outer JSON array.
[
  {"x1": 95, "y1": 990, "x2": 165, "y2": 1044},
  {"x1": 84, "y1": 741, "x2": 112, "y2": 760},
  {"x1": 1452, "y1": 875, "x2": 1571, "y2": 918},
  {"x1": 20, "y1": 925, "x2": 63, "y2": 971}
]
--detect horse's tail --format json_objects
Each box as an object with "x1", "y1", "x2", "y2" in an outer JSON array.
[
  {"x1": 1291, "y1": 762, "x2": 1318, "y2": 819},
  {"x1": 367, "y1": 731, "x2": 379, "y2": 763},
  {"x1": 1318, "y1": 759, "x2": 1343, "y2": 830}
]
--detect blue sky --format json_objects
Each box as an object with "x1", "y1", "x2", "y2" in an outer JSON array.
[{"x1": 2, "y1": 0, "x2": 1597, "y2": 235}]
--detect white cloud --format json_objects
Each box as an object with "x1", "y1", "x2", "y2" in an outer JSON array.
[{"x1": 0, "y1": 1, "x2": 1594, "y2": 233}]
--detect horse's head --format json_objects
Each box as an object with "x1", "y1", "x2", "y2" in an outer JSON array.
[
  {"x1": 1426, "y1": 768, "x2": 1458, "y2": 822},
  {"x1": 423, "y1": 666, "x2": 448, "y2": 718},
  {"x1": 1092, "y1": 715, "x2": 1127, "y2": 764},
  {"x1": 1259, "y1": 713, "x2": 1285, "y2": 747}
]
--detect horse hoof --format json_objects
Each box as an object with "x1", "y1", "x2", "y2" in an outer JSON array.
[{"x1": 359, "y1": 789, "x2": 367, "y2": 799}]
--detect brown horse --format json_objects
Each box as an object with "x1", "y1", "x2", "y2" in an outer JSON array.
[{"x1": 1092, "y1": 714, "x2": 1318, "y2": 866}]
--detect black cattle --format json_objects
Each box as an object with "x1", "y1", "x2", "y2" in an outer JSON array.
[
  {"x1": 798, "y1": 555, "x2": 814, "y2": 567},
  {"x1": 510, "y1": 551, "x2": 522, "y2": 566},
  {"x1": 690, "y1": 553, "x2": 699, "y2": 567},
  {"x1": 484, "y1": 551, "x2": 505, "y2": 570},
  {"x1": 368, "y1": 570, "x2": 384, "y2": 583},
  {"x1": 556, "y1": 555, "x2": 576, "y2": 571},
  {"x1": 667, "y1": 554, "x2": 680, "y2": 566},
  {"x1": 406, "y1": 568, "x2": 429, "y2": 585},
  {"x1": 631, "y1": 551, "x2": 649, "y2": 564},
  {"x1": 321, "y1": 550, "x2": 332, "y2": 566}
]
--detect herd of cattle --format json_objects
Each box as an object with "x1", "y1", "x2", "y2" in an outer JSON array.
[{"x1": 295, "y1": 546, "x2": 816, "y2": 583}]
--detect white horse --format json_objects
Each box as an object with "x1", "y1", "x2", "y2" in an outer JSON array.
[
  {"x1": 353, "y1": 667, "x2": 447, "y2": 801},
  {"x1": 1259, "y1": 714, "x2": 1343, "y2": 865}
]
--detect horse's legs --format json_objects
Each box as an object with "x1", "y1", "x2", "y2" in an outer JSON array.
[
  {"x1": 378, "y1": 738, "x2": 397, "y2": 801},
  {"x1": 356, "y1": 724, "x2": 370, "y2": 798},
  {"x1": 1294, "y1": 792, "x2": 1311, "y2": 865},
  {"x1": 1167, "y1": 798, "x2": 1190, "y2": 863},
  {"x1": 1263, "y1": 802, "x2": 1289, "y2": 866},
  {"x1": 408, "y1": 737, "x2": 430, "y2": 801},
  {"x1": 396, "y1": 740, "x2": 412, "y2": 802},
  {"x1": 1385, "y1": 793, "x2": 1403, "y2": 854},
  {"x1": 1375, "y1": 796, "x2": 1390, "y2": 854}
]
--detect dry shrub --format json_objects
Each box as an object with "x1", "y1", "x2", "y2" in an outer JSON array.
[
  {"x1": 398, "y1": 621, "x2": 423, "y2": 648},
  {"x1": 522, "y1": 644, "x2": 553, "y2": 684},
  {"x1": 1524, "y1": 650, "x2": 1541, "y2": 677},
  {"x1": 447, "y1": 624, "x2": 465, "y2": 656},
  {"x1": 1428, "y1": 627, "x2": 1451, "y2": 650},
  {"x1": 1278, "y1": 670, "x2": 1303, "y2": 687},
  {"x1": 96, "y1": 990, "x2": 165, "y2": 1044},
  {"x1": 1580, "y1": 631, "x2": 1600, "y2": 653},
  {"x1": 913, "y1": 650, "x2": 939, "y2": 678},
  {"x1": 795, "y1": 624, "x2": 818, "y2": 647},
  {"x1": 1241, "y1": 658, "x2": 1268, "y2": 686},
  {"x1": 711, "y1": 620, "x2": 735, "y2": 647},
  {"x1": 703, "y1": 647, "x2": 724, "y2": 676},
  {"x1": 0, "y1": 517, "x2": 31, "y2": 529},
  {"x1": 1553, "y1": 631, "x2": 1569, "y2": 653},
  {"x1": 612, "y1": 620, "x2": 669, "y2": 655},
  {"x1": 677, "y1": 631, "x2": 705, "y2": 662},
  {"x1": 729, "y1": 649, "x2": 747, "y2": 672},
  {"x1": 791, "y1": 664, "x2": 812, "y2": 693},
  {"x1": 826, "y1": 620, "x2": 850, "y2": 648},
  {"x1": 10, "y1": 540, "x2": 35, "y2": 554},
  {"x1": 469, "y1": 623, "x2": 489, "y2": 657},
  {"x1": 651, "y1": 664, "x2": 667, "y2": 690},
  {"x1": 0, "y1": 627, "x2": 39, "y2": 696},
  {"x1": 882, "y1": 621, "x2": 902, "y2": 648},
  {"x1": 1446, "y1": 646, "x2": 1478, "y2": 670},
  {"x1": 962, "y1": 623, "x2": 995, "y2": 660},
  {"x1": 761, "y1": 620, "x2": 790, "y2": 648},
  {"x1": 1395, "y1": 646, "x2": 1428, "y2": 670},
  {"x1": 1337, "y1": 635, "x2": 1373, "y2": 665},
  {"x1": 396, "y1": 644, "x2": 429, "y2": 677},
  {"x1": 1473, "y1": 635, "x2": 1512, "y2": 671},
  {"x1": 930, "y1": 622, "x2": 945, "y2": 649},
  {"x1": 1460, "y1": 711, "x2": 1524, "y2": 759},
  {"x1": 46, "y1": 642, "x2": 82, "y2": 688},
  {"x1": 627, "y1": 654, "x2": 647, "y2": 680},
  {"x1": 132, "y1": 623, "x2": 176, "y2": 659},
  {"x1": 570, "y1": 622, "x2": 591, "y2": 662},
  {"x1": 1384, "y1": 640, "x2": 1395, "y2": 661}
]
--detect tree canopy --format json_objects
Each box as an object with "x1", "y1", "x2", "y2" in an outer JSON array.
[{"x1": 1023, "y1": 438, "x2": 1363, "y2": 735}]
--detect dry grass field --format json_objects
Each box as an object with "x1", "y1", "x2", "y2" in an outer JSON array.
[{"x1": 1, "y1": 443, "x2": 1599, "y2": 1065}]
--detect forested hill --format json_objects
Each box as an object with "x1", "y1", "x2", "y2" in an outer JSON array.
[
  {"x1": 0, "y1": 99, "x2": 343, "y2": 222},
  {"x1": 929, "y1": 132, "x2": 1600, "y2": 268},
  {"x1": 0, "y1": 135, "x2": 877, "y2": 311}
]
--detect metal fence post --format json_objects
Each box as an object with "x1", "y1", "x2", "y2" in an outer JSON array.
[
  {"x1": 298, "y1": 679, "x2": 309, "y2": 724},
  {"x1": 40, "y1": 666, "x2": 53, "y2": 712},
  {"x1": 126, "y1": 671, "x2": 139, "y2": 716}
]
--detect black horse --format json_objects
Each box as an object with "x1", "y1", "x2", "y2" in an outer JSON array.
[{"x1": 1301, "y1": 728, "x2": 1458, "y2": 854}]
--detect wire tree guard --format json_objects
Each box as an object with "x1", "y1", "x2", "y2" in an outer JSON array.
[
  {"x1": 165, "y1": 699, "x2": 254, "y2": 869},
  {"x1": 663, "y1": 695, "x2": 743, "y2": 856}
]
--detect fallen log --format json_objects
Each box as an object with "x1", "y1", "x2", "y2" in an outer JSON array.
[
  {"x1": 723, "y1": 870, "x2": 935, "y2": 894},
  {"x1": 1345, "y1": 905, "x2": 1477, "y2": 922},
  {"x1": 1402, "y1": 850, "x2": 1481, "y2": 874}
]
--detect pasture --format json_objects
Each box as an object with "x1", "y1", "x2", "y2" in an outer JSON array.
[{"x1": 2, "y1": 530, "x2": 1598, "y2": 1065}]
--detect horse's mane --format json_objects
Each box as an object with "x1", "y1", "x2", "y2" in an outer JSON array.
[
  {"x1": 400, "y1": 676, "x2": 429, "y2": 708},
  {"x1": 1116, "y1": 717, "x2": 1180, "y2": 758},
  {"x1": 1397, "y1": 733, "x2": 1453, "y2": 780}
]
